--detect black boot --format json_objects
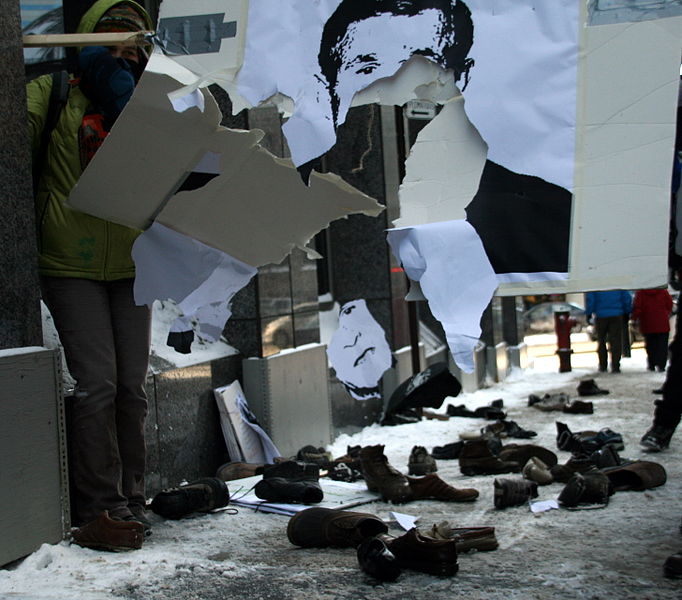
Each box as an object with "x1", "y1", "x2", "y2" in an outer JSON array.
[
  {"x1": 254, "y1": 460, "x2": 323, "y2": 503},
  {"x1": 151, "y1": 478, "x2": 230, "y2": 519}
]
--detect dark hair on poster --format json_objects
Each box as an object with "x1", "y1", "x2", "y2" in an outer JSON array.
[{"x1": 319, "y1": 0, "x2": 474, "y2": 126}]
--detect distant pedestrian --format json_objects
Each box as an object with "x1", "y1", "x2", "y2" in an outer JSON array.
[
  {"x1": 585, "y1": 290, "x2": 633, "y2": 373},
  {"x1": 632, "y1": 288, "x2": 673, "y2": 372}
]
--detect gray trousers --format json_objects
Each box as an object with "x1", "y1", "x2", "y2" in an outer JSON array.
[
  {"x1": 41, "y1": 277, "x2": 151, "y2": 525},
  {"x1": 595, "y1": 315, "x2": 623, "y2": 371}
]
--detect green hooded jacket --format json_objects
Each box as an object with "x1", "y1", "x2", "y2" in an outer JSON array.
[{"x1": 26, "y1": 0, "x2": 152, "y2": 280}]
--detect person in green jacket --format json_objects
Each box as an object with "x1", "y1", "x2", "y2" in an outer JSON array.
[{"x1": 27, "y1": 0, "x2": 153, "y2": 551}]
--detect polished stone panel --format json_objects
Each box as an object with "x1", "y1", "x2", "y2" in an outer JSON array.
[
  {"x1": 502, "y1": 296, "x2": 525, "y2": 346},
  {"x1": 258, "y1": 258, "x2": 293, "y2": 318},
  {"x1": 247, "y1": 105, "x2": 285, "y2": 157},
  {"x1": 261, "y1": 313, "x2": 294, "y2": 357},
  {"x1": 293, "y1": 310, "x2": 320, "y2": 347},
  {"x1": 0, "y1": 4, "x2": 41, "y2": 348},
  {"x1": 329, "y1": 377, "x2": 383, "y2": 436},
  {"x1": 290, "y1": 248, "x2": 319, "y2": 314},
  {"x1": 224, "y1": 317, "x2": 262, "y2": 359},
  {"x1": 150, "y1": 363, "x2": 228, "y2": 490}
]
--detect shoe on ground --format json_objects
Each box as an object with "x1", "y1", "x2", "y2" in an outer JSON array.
[
  {"x1": 287, "y1": 507, "x2": 387, "y2": 548},
  {"x1": 482, "y1": 420, "x2": 537, "y2": 440},
  {"x1": 522, "y1": 456, "x2": 553, "y2": 485},
  {"x1": 558, "y1": 471, "x2": 612, "y2": 508},
  {"x1": 640, "y1": 426, "x2": 674, "y2": 452},
  {"x1": 431, "y1": 441, "x2": 464, "y2": 460},
  {"x1": 359, "y1": 529, "x2": 458, "y2": 578},
  {"x1": 356, "y1": 536, "x2": 402, "y2": 582},
  {"x1": 426, "y1": 521, "x2": 498, "y2": 552},
  {"x1": 493, "y1": 478, "x2": 538, "y2": 509},
  {"x1": 577, "y1": 379, "x2": 609, "y2": 397},
  {"x1": 498, "y1": 443, "x2": 558, "y2": 469},
  {"x1": 458, "y1": 440, "x2": 520, "y2": 476},
  {"x1": 407, "y1": 445, "x2": 438, "y2": 476},
  {"x1": 360, "y1": 445, "x2": 412, "y2": 504},
  {"x1": 254, "y1": 461, "x2": 323, "y2": 504},
  {"x1": 652, "y1": 388, "x2": 664, "y2": 395},
  {"x1": 550, "y1": 454, "x2": 597, "y2": 483},
  {"x1": 601, "y1": 460, "x2": 667, "y2": 491},
  {"x1": 528, "y1": 392, "x2": 569, "y2": 411},
  {"x1": 151, "y1": 477, "x2": 230, "y2": 519},
  {"x1": 407, "y1": 473, "x2": 479, "y2": 502},
  {"x1": 71, "y1": 511, "x2": 144, "y2": 551},
  {"x1": 216, "y1": 461, "x2": 266, "y2": 481},
  {"x1": 562, "y1": 400, "x2": 594, "y2": 414},
  {"x1": 126, "y1": 504, "x2": 153, "y2": 536},
  {"x1": 296, "y1": 445, "x2": 333, "y2": 468},
  {"x1": 663, "y1": 551, "x2": 682, "y2": 579}
]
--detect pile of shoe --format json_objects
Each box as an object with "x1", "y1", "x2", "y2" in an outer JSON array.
[
  {"x1": 446, "y1": 398, "x2": 506, "y2": 420},
  {"x1": 528, "y1": 392, "x2": 569, "y2": 411},
  {"x1": 360, "y1": 445, "x2": 479, "y2": 503},
  {"x1": 460, "y1": 419, "x2": 536, "y2": 442},
  {"x1": 528, "y1": 392, "x2": 594, "y2": 414},
  {"x1": 327, "y1": 445, "x2": 364, "y2": 482},
  {"x1": 287, "y1": 507, "x2": 496, "y2": 581}
]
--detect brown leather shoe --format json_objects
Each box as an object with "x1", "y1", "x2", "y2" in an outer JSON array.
[
  {"x1": 383, "y1": 528, "x2": 458, "y2": 576},
  {"x1": 498, "y1": 443, "x2": 558, "y2": 469},
  {"x1": 459, "y1": 440, "x2": 520, "y2": 476},
  {"x1": 407, "y1": 473, "x2": 479, "y2": 502},
  {"x1": 71, "y1": 511, "x2": 144, "y2": 552},
  {"x1": 215, "y1": 461, "x2": 265, "y2": 481},
  {"x1": 359, "y1": 445, "x2": 412, "y2": 503},
  {"x1": 287, "y1": 507, "x2": 387, "y2": 548},
  {"x1": 426, "y1": 522, "x2": 498, "y2": 552}
]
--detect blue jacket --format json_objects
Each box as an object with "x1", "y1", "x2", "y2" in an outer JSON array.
[{"x1": 586, "y1": 291, "x2": 632, "y2": 319}]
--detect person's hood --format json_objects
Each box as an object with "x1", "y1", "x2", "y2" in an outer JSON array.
[{"x1": 76, "y1": 0, "x2": 152, "y2": 36}]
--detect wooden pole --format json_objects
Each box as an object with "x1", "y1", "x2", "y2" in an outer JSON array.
[{"x1": 22, "y1": 31, "x2": 154, "y2": 48}]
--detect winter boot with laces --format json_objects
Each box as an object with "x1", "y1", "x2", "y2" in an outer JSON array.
[{"x1": 360, "y1": 445, "x2": 412, "y2": 503}]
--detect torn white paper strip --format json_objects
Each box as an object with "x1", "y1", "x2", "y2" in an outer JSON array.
[
  {"x1": 132, "y1": 222, "x2": 257, "y2": 328},
  {"x1": 387, "y1": 221, "x2": 498, "y2": 372},
  {"x1": 327, "y1": 300, "x2": 392, "y2": 400},
  {"x1": 389, "y1": 511, "x2": 420, "y2": 532}
]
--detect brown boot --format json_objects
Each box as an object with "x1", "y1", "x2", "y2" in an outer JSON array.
[
  {"x1": 493, "y1": 478, "x2": 538, "y2": 509},
  {"x1": 459, "y1": 440, "x2": 520, "y2": 476},
  {"x1": 287, "y1": 507, "x2": 388, "y2": 548},
  {"x1": 360, "y1": 445, "x2": 412, "y2": 503},
  {"x1": 407, "y1": 473, "x2": 478, "y2": 502},
  {"x1": 71, "y1": 511, "x2": 145, "y2": 552}
]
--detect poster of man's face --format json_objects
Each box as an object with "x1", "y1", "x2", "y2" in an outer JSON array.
[{"x1": 326, "y1": 299, "x2": 392, "y2": 400}]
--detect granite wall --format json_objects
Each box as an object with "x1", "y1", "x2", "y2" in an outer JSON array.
[{"x1": 0, "y1": 1, "x2": 42, "y2": 349}]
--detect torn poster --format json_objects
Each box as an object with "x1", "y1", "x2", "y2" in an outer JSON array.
[
  {"x1": 327, "y1": 300, "x2": 392, "y2": 400},
  {"x1": 587, "y1": 0, "x2": 682, "y2": 25},
  {"x1": 68, "y1": 65, "x2": 383, "y2": 340}
]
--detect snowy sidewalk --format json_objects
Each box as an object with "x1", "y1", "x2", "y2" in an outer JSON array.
[{"x1": 2, "y1": 347, "x2": 680, "y2": 600}]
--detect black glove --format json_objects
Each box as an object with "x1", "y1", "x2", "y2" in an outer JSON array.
[{"x1": 78, "y1": 46, "x2": 135, "y2": 124}]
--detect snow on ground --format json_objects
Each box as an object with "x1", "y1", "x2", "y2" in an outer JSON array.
[{"x1": 2, "y1": 343, "x2": 681, "y2": 599}]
